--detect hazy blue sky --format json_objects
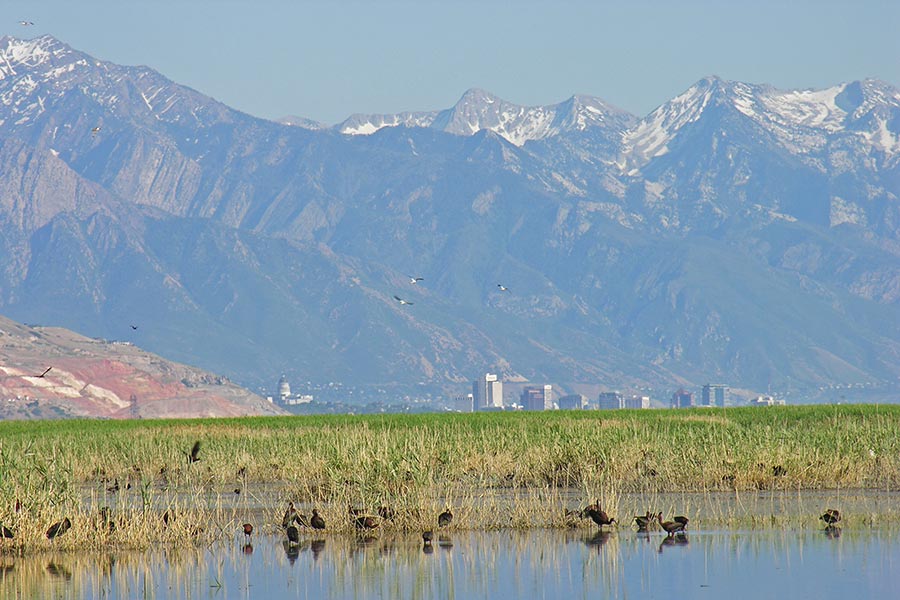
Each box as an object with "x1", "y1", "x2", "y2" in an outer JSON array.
[{"x1": 4, "y1": 1, "x2": 898, "y2": 124}]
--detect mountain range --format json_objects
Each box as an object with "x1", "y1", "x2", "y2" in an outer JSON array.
[{"x1": 0, "y1": 34, "x2": 898, "y2": 404}]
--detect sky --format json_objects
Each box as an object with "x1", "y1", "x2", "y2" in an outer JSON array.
[{"x1": 3, "y1": 0, "x2": 899, "y2": 125}]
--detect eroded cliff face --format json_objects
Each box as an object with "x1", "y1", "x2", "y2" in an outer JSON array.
[{"x1": 0, "y1": 315, "x2": 284, "y2": 419}]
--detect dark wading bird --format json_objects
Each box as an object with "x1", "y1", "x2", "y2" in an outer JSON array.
[
  {"x1": 1, "y1": 525, "x2": 13, "y2": 539},
  {"x1": 585, "y1": 503, "x2": 616, "y2": 528},
  {"x1": 820, "y1": 509, "x2": 841, "y2": 526},
  {"x1": 657, "y1": 513, "x2": 687, "y2": 536},
  {"x1": 633, "y1": 511, "x2": 653, "y2": 531},
  {"x1": 46, "y1": 517, "x2": 72, "y2": 540},
  {"x1": 242, "y1": 523, "x2": 253, "y2": 543},
  {"x1": 186, "y1": 441, "x2": 201, "y2": 464},
  {"x1": 422, "y1": 530, "x2": 434, "y2": 545},
  {"x1": 438, "y1": 507, "x2": 453, "y2": 528},
  {"x1": 310, "y1": 509, "x2": 326, "y2": 530},
  {"x1": 282, "y1": 502, "x2": 297, "y2": 529},
  {"x1": 354, "y1": 515, "x2": 378, "y2": 531},
  {"x1": 286, "y1": 524, "x2": 300, "y2": 546}
]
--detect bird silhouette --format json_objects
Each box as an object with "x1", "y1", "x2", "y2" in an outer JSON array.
[
  {"x1": 393, "y1": 295, "x2": 414, "y2": 305},
  {"x1": 657, "y1": 512, "x2": 687, "y2": 536},
  {"x1": 130, "y1": 325, "x2": 138, "y2": 330},
  {"x1": 282, "y1": 502, "x2": 297, "y2": 529},
  {"x1": 820, "y1": 509, "x2": 841, "y2": 526},
  {"x1": 585, "y1": 504, "x2": 616, "y2": 528},
  {"x1": 46, "y1": 517, "x2": 72, "y2": 540},
  {"x1": 310, "y1": 509, "x2": 326, "y2": 530},
  {"x1": 186, "y1": 441, "x2": 201, "y2": 464},
  {"x1": 438, "y1": 507, "x2": 453, "y2": 528},
  {"x1": 37, "y1": 367, "x2": 52, "y2": 378},
  {"x1": 633, "y1": 511, "x2": 653, "y2": 531},
  {"x1": 242, "y1": 523, "x2": 253, "y2": 543},
  {"x1": 354, "y1": 515, "x2": 378, "y2": 530},
  {"x1": 286, "y1": 524, "x2": 300, "y2": 546}
]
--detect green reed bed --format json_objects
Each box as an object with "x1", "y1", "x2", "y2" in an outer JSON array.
[{"x1": 1, "y1": 405, "x2": 899, "y2": 551}]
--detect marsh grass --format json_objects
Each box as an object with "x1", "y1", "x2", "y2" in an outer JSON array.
[{"x1": 2, "y1": 405, "x2": 900, "y2": 551}]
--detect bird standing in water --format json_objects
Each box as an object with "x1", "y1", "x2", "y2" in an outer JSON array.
[
  {"x1": 585, "y1": 503, "x2": 616, "y2": 528},
  {"x1": 46, "y1": 517, "x2": 72, "y2": 540},
  {"x1": 310, "y1": 509, "x2": 326, "y2": 530},
  {"x1": 657, "y1": 513, "x2": 687, "y2": 536},
  {"x1": 820, "y1": 509, "x2": 841, "y2": 526},
  {"x1": 242, "y1": 523, "x2": 253, "y2": 543},
  {"x1": 438, "y1": 507, "x2": 453, "y2": 528}
]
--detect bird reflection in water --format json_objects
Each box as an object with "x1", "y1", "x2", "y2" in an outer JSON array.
[
  {"x1": 658, "y1": 533, "x2": 689, "y2": 554},
  {"x1": 310, "y1": 539, "x2": 326, "y2": 561},
  {"x1": 242, "y1": 543, "x2": 254, "y2": 555},
  {"x1": 824, "y1": 525, "x2": 842, "y2": 539},
  {"x1": 584, "y1": 530, "x2": 612, "y2": 552},
  {"x1": 438, "y1": 534, "x2": 453, "y2": 551},
  {"x1": 282, "y1": 541, "x2": 300, "y2": 565},
  {"x1": 45, "y1": 562, "x2": 73, "y2": 581}
]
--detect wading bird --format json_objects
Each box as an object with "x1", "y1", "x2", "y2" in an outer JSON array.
[
  {"x1": 633, "y1": 511, "x2": 653, "y2": 531},
  {"x1": 657, "y1": 513, "x2": 687, "y2": 536},
  {"x1": 585, "y1": 504, "x2": 616, "y2": 528},
  {"x1": 422, "y1": 530, "x2": 433, "y2": 545},
  {"x1": 354, "y1": 515, "x2": 378, "y2": 530},
  {"x1": 438, "y1": 507, "x2": 453, "y2": 528},
  {"x1": 820, "y1": 509, "x2": 841, "y2": 526},
  {"x1": 186, "y1": 441, "x2": 201, "y2": 464},
  {"x1": 282, "y1": 502, "x2": 297, "y2": 529},
  {"x1": 1, "y1": 525, "x2": 13, "y2": 539},
  {"x1": 310, "y1": 509, "x2": 326, "y2": 530},
  {"x1": 46, "y1": 517, "x2": 71, "y2": 540},
  {"x1": 286, "y1": 524, "x2": 299, "y2": 546},
  {"x1": 242, "y1": 523, "x2": 253, "y2": 543}
]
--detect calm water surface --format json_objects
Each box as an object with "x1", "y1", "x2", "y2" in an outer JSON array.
[{"x1": 2, "y1": 525, "x2": 898, "y2": 599}]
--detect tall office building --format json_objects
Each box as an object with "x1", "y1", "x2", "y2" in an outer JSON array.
[
  {"x1": 701, "y1": 384, "x2": 729, "y2": 407},
  {"x1": 473, "y1": 373, "x2": 504, "y2": 410},
  {"x1": 598, "y1": 391, "x2": 624, "y2": 410},
  {"x1": 521, "y1": 385, "x2": 553, "y2": 411},
  {"x1": 671, "y1": 388, "x2": 694, "y2": 408}
]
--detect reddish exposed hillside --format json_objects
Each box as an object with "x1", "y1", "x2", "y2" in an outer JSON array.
[{"x1": 0, "y1": 315, "x2": 285, "y2": 419}]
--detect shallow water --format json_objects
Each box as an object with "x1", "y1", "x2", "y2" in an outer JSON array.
[{"x1": 2, "y1": 524, "x2": 898, "y2": 599}]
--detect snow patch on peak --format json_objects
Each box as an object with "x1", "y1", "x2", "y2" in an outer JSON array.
[{"x1": 0, "y1": 35, "x2": 71, "y2": 79}]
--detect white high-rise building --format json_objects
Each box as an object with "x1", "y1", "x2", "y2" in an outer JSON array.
[{"x1": 473, "y1": 373, "x2": 504, "y2": 410}]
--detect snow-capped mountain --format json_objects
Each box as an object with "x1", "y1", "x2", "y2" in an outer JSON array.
[
  {"x1": 1, "y1": 35, "x2": 899, "y2": 403},
  {"x1": 337, "y1": 88, "x2": 635, "y2": 146}
]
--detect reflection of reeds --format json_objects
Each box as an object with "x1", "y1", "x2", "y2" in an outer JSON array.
[{"x1": 1, "y1": 406, "x2": 900, "y2": 551}]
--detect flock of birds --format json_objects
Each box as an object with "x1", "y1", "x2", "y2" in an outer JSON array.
[
  {"x1": 0, "y1": 442, "x2": 844, "y2": 550},
  {"x1": 392, "y1": 277, "x2": 510, "y2": 307}
]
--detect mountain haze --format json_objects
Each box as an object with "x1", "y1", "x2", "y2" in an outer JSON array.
[{"x1": 1, "y1": 35, "x2": 898, "y2": 402}]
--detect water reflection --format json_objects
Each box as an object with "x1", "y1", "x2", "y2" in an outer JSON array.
[{"x1": 2, "y1": 527, "x2": 900, "y2": 599}]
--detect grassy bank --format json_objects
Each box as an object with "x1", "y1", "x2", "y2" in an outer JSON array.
[{"x1": 1, "y1": 405, "x2": 898, "y2": 550}]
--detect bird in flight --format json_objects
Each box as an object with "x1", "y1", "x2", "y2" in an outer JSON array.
[
  {"x1": 37, "y1": 367, "x2": 52, "y2": 378},
  {"x1": 497, "y1": 284, "x2": 509, "y2": 292},
  {"x1": 408, "y1": 276, "x2": 424, "y2": 285},
  {"x1": 130, "y1": 325, "x2": 138, "y2": 330},
  {"x1": 19, "y1": 21, "x2": 34, "y2": 26},
  {"x1": 393, "y1": 295, "x2": 414, "y2": 306},
  {"x1": 91, "y1": 126, "x2": 102, "y2": 135}
]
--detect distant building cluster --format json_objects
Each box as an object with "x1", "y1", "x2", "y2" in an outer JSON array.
[
  {"x1": 451, "y1": 375, "x2": 786, "y2": 412},
  {"x1": 269, "y1": 375, "x2": 313, "y2": 406}
]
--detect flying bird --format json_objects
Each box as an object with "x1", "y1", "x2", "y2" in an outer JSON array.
[
  {"x1": 186, "y1": 441, "x2": 201, "y2": 463},
  {"x1": 19, "y1": 21, "x2": 34, "y2": 26},
  {"x1": 37, "y1": 367, "x2": 52, "y2": 378},
  {"x1": 408, "y1": 276, "x2": 424, "y2": 284},
  {"x1": 91, "y1": 126, "x2": 102, "y2": 135},
  {"x1": 497, "y1": 284, "x2": 509, "y2": 292},
  {"x1": 393, "y1": 295, "x2": 414, "y2": 306},
  {"x1": 130, "y1": 325, "x2": 138, "y2": 330}
]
